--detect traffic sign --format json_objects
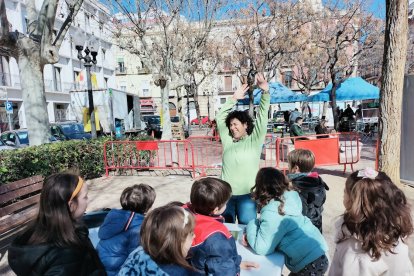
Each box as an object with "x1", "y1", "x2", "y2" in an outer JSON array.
[{"x1": 5, "y1": 101, "x2": 13, "y2": 114}]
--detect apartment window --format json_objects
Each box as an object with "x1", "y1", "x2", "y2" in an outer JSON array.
[
  {"x1": 54, "y1": 67, "x2": 62, "y2": 91},
  {"x1": 104, "y1": 77, "x2": 108, "y2": 88},
  {"x1": 224, "y1": 76, "x2": 232, "y2": 91},
  {"x1": 143, "y1": 88, "x2": 150, "y2": 97},
  {"x1": 24, "y1": 17, "x2": 29, "y2": 34},
  {"x1": 74, "y1": 71, "x2": 81, "y2": 89},
  {"x1": 0, "y1": 56, "x2": 11, "y2": 86},
  {"x1": 220, "y1": 98, "x2": 226, "y2": 104},
  {"x1": 283, "y1": 71, "x2": 292, "y2": 88},
  {"x1": 102, "y1": 49, "x2": 106, "y2": 61},
  {"x1": 223, "y1": 58, "x2": 232, "y2": 71},
  {"x1": 117, "y1": 58, "x2": 126, "y2": 73},
  {"x1": 85, "y1": 13, "x2": 91, "y2": 31}
]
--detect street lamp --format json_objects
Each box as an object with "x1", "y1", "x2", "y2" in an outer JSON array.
[
  {"x1": 73, "y1": 29, "x2": 99, "y2": 138},
  {"x1": 203, "y1": 90, "x2": 213, "y2": 119}
]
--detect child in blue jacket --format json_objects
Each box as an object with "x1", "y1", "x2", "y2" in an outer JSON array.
[
  {"x1": 185, "y1": 177, "x2": 257, "y2": 275},
  {"x1": 245, "y1": 168, "x2": 329, "y2": 276},
  {"x1": 96, "y1": 184, "x2": 156, "y2": 276}
]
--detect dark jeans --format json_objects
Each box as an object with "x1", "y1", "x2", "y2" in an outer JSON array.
[
  {"x1": 289, "y1": 255, "x2": 329, "y2": 276},
  {"x1": 222, "y1": 194, "x2": 256, "y2": 225}
]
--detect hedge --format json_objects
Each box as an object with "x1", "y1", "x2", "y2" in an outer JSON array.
[{"x1": 0, "y1": 135, "x2": 154, "y2": 185}]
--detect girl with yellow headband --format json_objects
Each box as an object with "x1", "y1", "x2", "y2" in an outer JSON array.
[{"x1": 8, "y1": 173, "x2": 106, "y2": 275}]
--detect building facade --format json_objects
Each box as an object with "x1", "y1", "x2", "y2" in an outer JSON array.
[{"x1": 2, "y1": 0, "x2": 117, "y2": 131}]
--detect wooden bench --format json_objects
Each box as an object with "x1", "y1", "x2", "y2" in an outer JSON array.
[{"x1": 0, "y1": 175, "x2": 44, "y2": 235}]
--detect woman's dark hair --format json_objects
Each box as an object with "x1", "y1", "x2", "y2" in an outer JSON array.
[
  {"x1": 190, "y1": 177, "x2": 232, "y2": 215},
  {"x1": 341, "y1": 170, "x2": 414, "y2": 260},
  {"x1": 225, "y1": 110, "x2": 254, "y2": 136},
  {"x1": 120, "y1": 184, "x2": 156, "y2": 214},
  {"x1": 27, "y1": 173, "x2": 84, "y2": 248},
  {"x1": 251, "y1": 167, "x2": 291, "y2": 214},
  {"x1": 141, "y1": 206, "x2": 195, "y2": 270}
]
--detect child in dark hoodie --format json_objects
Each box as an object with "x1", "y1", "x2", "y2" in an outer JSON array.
[
  {"x1": 287, "y1": 149, "x2": 329, "y2": 233},
  {"x1": 96, "y1": 184, "x2": 155, "y2": 276}
]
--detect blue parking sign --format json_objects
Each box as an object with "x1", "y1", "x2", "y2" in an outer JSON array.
[{"x1": 5, "y1": 101, "x2": 13, "y2": 114}]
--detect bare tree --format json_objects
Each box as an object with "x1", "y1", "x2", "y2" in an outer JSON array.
[
  {"x1": 226, "y1": 0, "x2": 310, "y2": 116},
  {"x1": 314, "y1": 0, "x2": 382, "y2": 129},
  {"x1": 378, "y1": 0, "x2": 408, "y2": 185},
  {"x1": 109, "y1": 0, "x2": 222, "y2": 140},
  {"x1": 0, "y1": 0, "x2": 83, "y2": 145}
]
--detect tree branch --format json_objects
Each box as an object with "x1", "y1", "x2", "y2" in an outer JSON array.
[{"x1": 53, "y1": 1, "x2": 84, "y2": 48}]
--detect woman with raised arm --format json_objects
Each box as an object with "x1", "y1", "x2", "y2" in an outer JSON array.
[{"x1": 216, "y1": 73, "x2": 270, "y2": 224}]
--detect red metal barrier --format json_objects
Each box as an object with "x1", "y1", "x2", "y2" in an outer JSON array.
[
  {"x1": 187, "y1": 136, "x2": 223, "y2": 176},
  {"x1": 275, "y1": 132, "x2": 360, "y2": 173},
  {"x1": 103, "y1": 140, "x2": 196, "y2": 177},
  {"x1": 103, "y1": 133, "x2": 361, "y2": 178}
]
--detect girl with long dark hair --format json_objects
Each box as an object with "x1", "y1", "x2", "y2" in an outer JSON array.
[{"x1": 8, "y1": 173, "x2": 105, "y2": 275}]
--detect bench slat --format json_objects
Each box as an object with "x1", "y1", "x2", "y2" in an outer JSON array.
[
  {"x1": 0, "y1": 207, "x2": 38, "y2": 233},
  {"x1": 0, "y1": 194, "x2": 40, "y2": 217},
  {"x1": 0, "y1": 175, "x2": 43, "y2": 195},
  {"x1": 0, "y1": 182, "x2": 43, "y2": 204}
]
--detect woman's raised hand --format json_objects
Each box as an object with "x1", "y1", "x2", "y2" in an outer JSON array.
[
  {"x1": 256, "y1": 73, "x2": 269, "y2": 92},
  {"x1": 232, "y1": 83, "x2": 249, "y2": 100}
]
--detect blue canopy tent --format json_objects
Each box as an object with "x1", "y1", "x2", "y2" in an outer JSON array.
[
  {"x1": 308, "y1": 77, "x2": 380, "y2": 102},
  {"x1": 239, "y1": 82, "x2": 308, "y2": 104}
]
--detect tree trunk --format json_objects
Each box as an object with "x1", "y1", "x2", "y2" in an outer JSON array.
[
  {"x1": 18, "y1": 38, "x2": 50, "y2": 145},
  {"x1": 248, "y1": 89, "x2": 254, "y2": 118},
  {"x1": 194, "y1": 86, "x2": 202, "y2": 128},
  {"x1": 322, "y1": 101, "x2": 329, "y2": 117},
  {"x1": 176, "y1": 87, "x2": 186, "y2": 136},
  {"x1": 330, "y1": 84, "x2": 339, "y2": 130},
  {"x1": 378, "y1": 0, "x2": 408, "y2": 185},
  {"x1": 160, "y1": 81, "x2": 172, "y2": 140}
]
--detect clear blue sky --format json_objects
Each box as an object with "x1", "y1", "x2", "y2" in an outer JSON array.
[{"x1": 368, "y1": 0, "x2": 385, "y2": 18}]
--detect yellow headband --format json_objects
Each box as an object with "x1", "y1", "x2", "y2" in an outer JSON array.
[{"x1": 69, "y1": 177, "x2": 84, "y2": 201}]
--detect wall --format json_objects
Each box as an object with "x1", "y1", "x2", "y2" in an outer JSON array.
[{"x1": 401, "y1": 75, "x2": 414, "y2": 185}]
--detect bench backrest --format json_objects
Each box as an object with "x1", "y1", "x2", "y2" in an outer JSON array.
[{"x1": 0, "y1": 175, "x2": 44, "y2": 218}]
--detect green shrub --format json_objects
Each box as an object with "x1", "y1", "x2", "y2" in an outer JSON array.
[{"x1": 0, "y1": 134, "x2": 154, "y2": 185}]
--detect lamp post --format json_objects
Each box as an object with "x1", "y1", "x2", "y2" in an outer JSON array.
[
  {"x1": 203, "y1": 90, "x2": 213, "y2": 119},
  {"x1": 73, "y1": 30, "x2": 99, "y2": 138}
]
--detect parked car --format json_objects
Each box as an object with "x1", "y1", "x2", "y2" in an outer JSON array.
[
  {"x1": 146, "y1": 116, "x2": 162, "y2": 138},
  {"x1": 190, "y1": 116, "x2": 210, "y2": 125},
  {"x1": 51, "y1": 122, "x2": 92, "y2": 140},
  {"x1": 0, "y1": 139, "x2": 15, "y2": 151},
  {"x1": 146, "y1": 116, "x2": 190, "y2": 138},
  {"x1": 0, "y1": 129, "x2": 58, "y2": 148}
]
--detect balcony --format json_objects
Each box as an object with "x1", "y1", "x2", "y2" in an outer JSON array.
[
  {"x1": 137, "y1": 67, "x2": 150, "y2": 75},
  {"x1": 115, "y1": 66, "x2": 127, "y2": 75}
]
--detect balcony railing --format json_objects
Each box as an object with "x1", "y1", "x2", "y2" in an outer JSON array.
[
  {"x1": 115, "y1": 67, "x2": 127, "y2": 75},
  {"x1": 55, "y1": 109, "x2": 67, "y2": 122}
]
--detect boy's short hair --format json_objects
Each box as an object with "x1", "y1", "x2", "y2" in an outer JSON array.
[
  {"x1": 120, "y1": 184, "x2": 156, "y2": 214},
  {"x1": 288, "y1": 149, "x2": 315, "y2": 173},
  {"x1": 190, "y1": 177, "x2": 232, "y2": 215}
]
